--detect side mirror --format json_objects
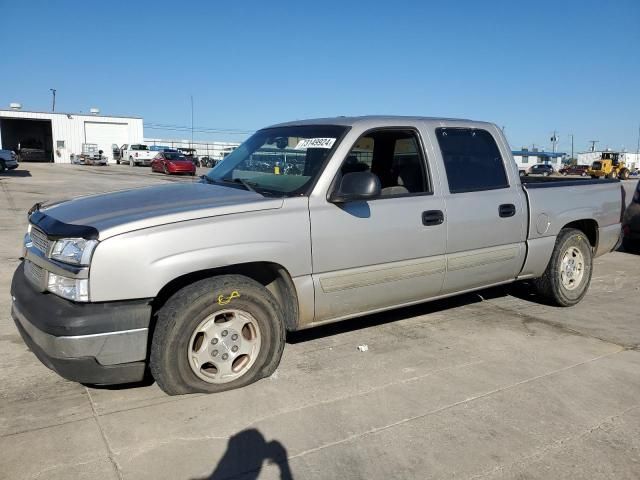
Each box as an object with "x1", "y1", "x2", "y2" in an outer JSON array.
[{"x1": 330, "y1": 171, "x2": 381, "y2": 203}]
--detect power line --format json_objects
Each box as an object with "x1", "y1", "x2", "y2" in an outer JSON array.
[{"x1": 144, "y1": 123, "x2": 253, "y2": 136}]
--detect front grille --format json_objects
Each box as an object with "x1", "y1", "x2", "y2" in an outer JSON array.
[
  {"x1": 24, "y1": 260, "x2": 46, "y2": 290},
  {"x1": 30, "y1": 227, "x2": 51, "y2": 254}
]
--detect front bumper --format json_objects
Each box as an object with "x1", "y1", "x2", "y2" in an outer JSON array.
[{"x1": 11, "y1": 262, "x2": 152, "y2": 384}]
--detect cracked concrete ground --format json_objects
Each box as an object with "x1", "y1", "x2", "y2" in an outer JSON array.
[{"x1": 1, "y1": 164, "x2": 639, "y2": 480}]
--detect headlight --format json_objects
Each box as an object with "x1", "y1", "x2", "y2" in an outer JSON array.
[
  {"x1": 50, "y1": 238, "x2": 98, "y2": 265},
  {"x1": 47, "y1": 273, "x2": 89, "y2": 302}
]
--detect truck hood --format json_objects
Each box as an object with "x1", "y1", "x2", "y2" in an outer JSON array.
[{"x1": 39, "y1": 182, "x2": 283, "y2": 239}]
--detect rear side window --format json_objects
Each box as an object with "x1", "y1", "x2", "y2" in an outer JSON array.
[{"x1": 436, "y1": 128, "x2": 508, "y2": 193}]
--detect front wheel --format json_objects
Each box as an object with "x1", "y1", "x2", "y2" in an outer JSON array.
[
  {"x1": 150, "y1": 275, "x2": 286, "y2": 395},
  {"x1": 129, "y1": 156, "x2": 134, "y2": 167},
  {"x1": 533, "y1": 228, "x2": 593, "y2": 306},
  {"x1": 0, "y1": 161, "x2": 5, "y2": 173},
  {"x1": 619, "y1": 169, "x2": 629, "y2": 180}
]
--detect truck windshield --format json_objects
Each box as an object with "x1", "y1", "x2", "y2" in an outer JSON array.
[{"x1": 206, "y1": 125, "x2": 347, "y2": 196}]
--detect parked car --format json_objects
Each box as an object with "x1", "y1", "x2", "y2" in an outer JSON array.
[
  {"x1": 200, "y1": 156, "x2": 216, "y2": 168},
  {"x1": 177, "y1": 148, "x2": 200, "y2": 167},
  {"x1": 527, "y1": 164, "x2": 555, "y2": 176},
  {"x1": 11, "y1": 116, "x2": 624, "y2": 395},
  {"x1": 559, "y1": 165, "x2": 589, "y2": 176},
  {"x1": 119, "y1": 144, "x2": 156, "y2": 166},
  {"x1": 17, "y1": 138, "x2": 48, "y2": 162},
  {"x1": 622, "y1": 179, "x2": 640, "y2": 252},
  {"x1": 150, "y1": 152, "x2": 196, "y2": 175},
  {"x1": 0, "y1": 149, "x2": 19, "y2": 172}
]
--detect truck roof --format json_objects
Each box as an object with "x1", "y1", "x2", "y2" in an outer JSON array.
[{"x1": 267, "y1": 115, "x2": 495, "y2": 130}]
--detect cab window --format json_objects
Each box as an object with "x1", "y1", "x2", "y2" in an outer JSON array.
[
  {"x1": 340, "y1": 129, "x2": 430, "y2": 196},
  {"x1": 436, "y1": 128, "x2": 508, "y2": 194}
]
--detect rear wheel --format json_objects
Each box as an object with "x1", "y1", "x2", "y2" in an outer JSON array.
[
  {"x1": 163, "y1": 164, "x2": 169, "y2": 174},
  {"x1": 534, "y1": 228, "x2": 593, "y2": 306},
  {"x1": 0, "y1": 161, "x2": 5, "y2": 173},
  {"x1": 129, "y1": 156, "x2": 134, "y2": 167},
  {"x1": 150, "y1": 275, "x2": 286, "y2": 395}
]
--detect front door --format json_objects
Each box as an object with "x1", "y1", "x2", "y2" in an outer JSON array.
[{"x1": 309, "y1": 128, "x2": 447, "y2": 323}]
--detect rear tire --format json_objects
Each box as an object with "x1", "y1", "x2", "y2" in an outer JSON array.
[
  {"x1": 0, "y1": 161, "x2": 5, "y2": 173},
  {"x1": 150, "y1": 275, "x2": 286, "y2": 395},
  {"x1": 129, "y1": 156, "x2": 134, "y2": 167},
  {"x1": 533, "y1": 228, "x2": 593, "y2": 306}
]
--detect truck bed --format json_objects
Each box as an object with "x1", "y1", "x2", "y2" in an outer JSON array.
[{"x1": 521, "y1": 176, "x2": 620, "y2": 188}]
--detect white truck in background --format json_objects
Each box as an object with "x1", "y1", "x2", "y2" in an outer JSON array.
[{"x1": 118, "y1": 144, "x2": 156, "y2": 166}]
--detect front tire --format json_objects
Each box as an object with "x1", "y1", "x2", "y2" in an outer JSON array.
[
  {"x1": 129, "y1": 156, "x2": 134, "y2": 167},
  {"x1": 150, "y1": 275, "x2": 286, "y2": 395},
  {"x1": 534, "y1": 228, "x2": 593, "y2": 306}
]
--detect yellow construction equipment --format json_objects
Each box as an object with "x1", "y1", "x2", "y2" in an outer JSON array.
[{"x1": 587, "y1": 152, "x2": 630, "y2": 180}]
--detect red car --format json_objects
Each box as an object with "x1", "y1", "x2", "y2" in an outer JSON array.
[
  {"x1": 150, "y1": 152, "x2": 196, "y2": 175},
  {"x1": 559, "y1": 164, "x2": 589, "y2": 176}
]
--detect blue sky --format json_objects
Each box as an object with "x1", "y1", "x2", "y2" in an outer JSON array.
[{"x1": 1, "y1": 0, "x2": 638, "y2": 153}]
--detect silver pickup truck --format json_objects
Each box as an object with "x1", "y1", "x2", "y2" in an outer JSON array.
[{"x1": 11, "y1": 116, "x2": 624, "y2": 395}]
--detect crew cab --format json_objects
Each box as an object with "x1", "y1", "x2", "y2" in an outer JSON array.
[
  {"x1": 119, "y1": 144, "x2": 156, "y2": 166},
  {"x1": 11, "y1": 116, "x2": 624, "y2": 395}
]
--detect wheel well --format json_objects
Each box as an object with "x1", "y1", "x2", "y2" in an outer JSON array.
[
  {"x1": 563, "y1": 219, "x2": 598, "y2": 249},
  {"x1": 151, "y1": 262, "x2": 300, "y2": 331}
]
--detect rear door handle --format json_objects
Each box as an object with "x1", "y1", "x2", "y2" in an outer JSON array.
[
  {"x1": 499, "y1": 204, "x2": 516, "y2": 218},
  {"x1": 422, "y1": 210, "x2": 444, "y2": 226}
]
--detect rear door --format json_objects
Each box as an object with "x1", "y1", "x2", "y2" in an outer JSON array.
[
  {"x1": 309, "y1": 127, "x2": 447, "y2": 323},
  {"x1": 432, "y1": 125, "x2": 527, "y2": 293}
]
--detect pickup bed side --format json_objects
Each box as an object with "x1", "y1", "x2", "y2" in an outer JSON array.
[{"x1": 518, "y1": 177, "x2": 622, "y2": 278}]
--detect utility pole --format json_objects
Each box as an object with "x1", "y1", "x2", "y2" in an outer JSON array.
[
  {"x1": 550, "y1": 130, "x2": 558, "y2": 153},
  {"x1": 568, "y1": 134, "x2": 574, "y2": 161},
  {"x1": 588, "y1": 140, "x2": 599, "y2": 152},
  {"x1": 190, "y1": 95, "x2": 194, "y2": 149},
  {"x1": 50, "y1": 88, "x2": 56, "y2": 112}
]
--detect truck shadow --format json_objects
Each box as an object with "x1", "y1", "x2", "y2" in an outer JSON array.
[
  {"x1": 288, "y1": 283, "x2": 540, "y2": 344},
  {"x1": 192, "y1": 428, "x2": 293, "y2": 480}
]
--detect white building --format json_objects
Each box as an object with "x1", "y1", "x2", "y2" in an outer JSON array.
[
  {"x1": 577, "y1": 151, "x2": 639, "y2": 170},
  {"x1": 512, "y1": 148, "x2": 566, "y2": 171},
  {"x1": 0, "y1": 108, "x2": 143, "y2": 163}
]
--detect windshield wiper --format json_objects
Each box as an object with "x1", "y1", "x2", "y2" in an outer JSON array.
[{"x1": 217, "y1": 176, "x2": 258, "y2": 193}]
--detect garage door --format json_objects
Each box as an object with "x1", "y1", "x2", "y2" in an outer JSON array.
[{"x1": 84, "y1": 122, "x2": 129, "y2": 161}]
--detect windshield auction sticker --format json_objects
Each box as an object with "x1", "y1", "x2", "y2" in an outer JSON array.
[{"x1": 294, "y1": 138, "x2": 336, "y2": 150}]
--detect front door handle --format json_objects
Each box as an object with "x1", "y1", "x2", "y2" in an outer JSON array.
[
  {"x1": 422, "y1": 210, "x2": 444, "y2": 226},
  {"x1": 499, "y1": 204, "x2": 516, "y2": 218}
]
